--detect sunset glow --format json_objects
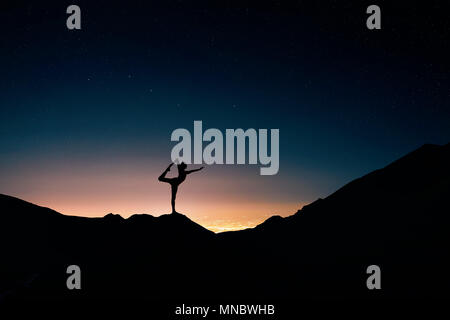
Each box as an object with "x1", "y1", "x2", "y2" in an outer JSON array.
[{"x1": 1, "y1": 155, "x2": 306, "y2": 232}]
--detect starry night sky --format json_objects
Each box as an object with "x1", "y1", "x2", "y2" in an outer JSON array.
[{"x1": 1, "y1": 1, "x2": 449, "y2": 231}]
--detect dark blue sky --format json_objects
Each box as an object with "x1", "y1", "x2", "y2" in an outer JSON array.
[{"x1": 0, "y1": 1, "x2": 449, "y2": 227}]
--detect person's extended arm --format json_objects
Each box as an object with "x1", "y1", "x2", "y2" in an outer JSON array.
[{"x1": 185, "y1": 167, "x2": 204, "y2": 174}]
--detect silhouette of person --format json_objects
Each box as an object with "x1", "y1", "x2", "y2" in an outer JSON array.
[{"x1": 158, "y1": 162, "x2": 204, "y2": 214}]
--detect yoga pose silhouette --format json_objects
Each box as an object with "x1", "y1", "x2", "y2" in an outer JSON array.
[{"x1": 158, "y1": 162, "x2": 204, "y2": 213}]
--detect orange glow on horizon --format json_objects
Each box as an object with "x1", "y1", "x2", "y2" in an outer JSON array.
[
  {"x1": 1, "y1": 156, "x2": 309, "y2": 233},
  {"x1": 29, "y1": 197, "x2": 304, "y2": 233}
]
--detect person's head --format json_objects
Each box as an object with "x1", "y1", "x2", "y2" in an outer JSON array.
[{"x1": 177, "y1": 162, "x2": 187, "y2": 172}]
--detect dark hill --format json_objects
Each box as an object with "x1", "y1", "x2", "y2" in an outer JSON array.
[{"x1": 1, "y1": 143, "x2": 449, "y2": 301}]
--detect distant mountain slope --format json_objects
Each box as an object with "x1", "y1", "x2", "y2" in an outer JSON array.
[
  {"x1": 218, "y1": 143, "x2": 450, "y2": 298},
  {"x1": 1, "y1": 143, "x2": 449, "y2": 301}
]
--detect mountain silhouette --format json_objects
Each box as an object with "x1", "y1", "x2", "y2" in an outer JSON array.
[{"x1": 1, "y1": 143, "x2": 449, "y2": 302}]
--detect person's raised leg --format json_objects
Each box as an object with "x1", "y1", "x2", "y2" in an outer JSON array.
[{"x1": 158, "y1": 163, "x2": 173, "y2": 183}]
